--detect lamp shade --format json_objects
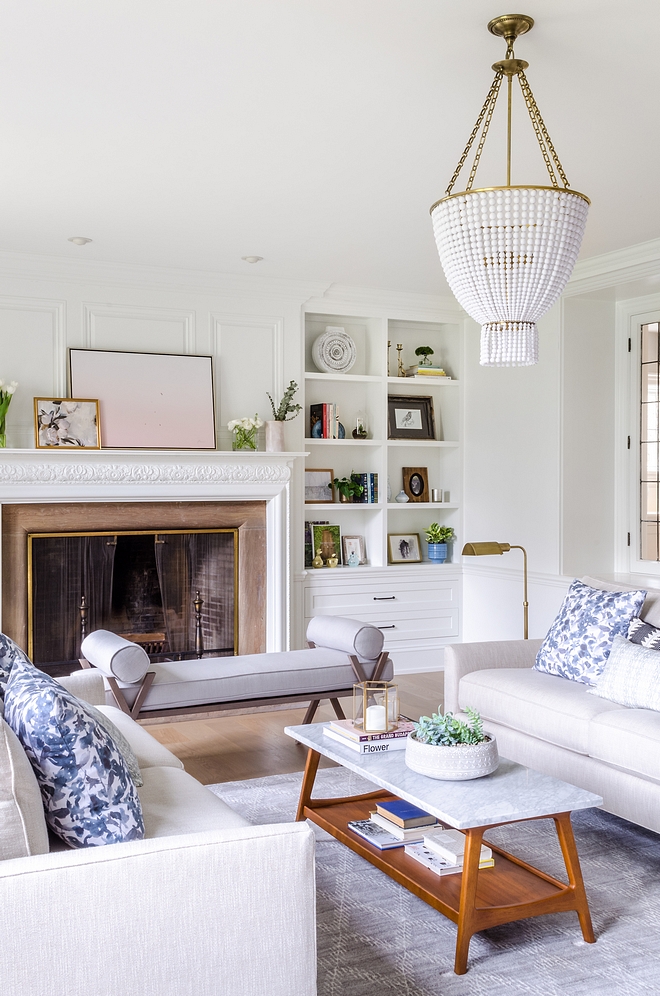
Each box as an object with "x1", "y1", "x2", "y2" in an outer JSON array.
[{"x1": 431, "y1": 186, "x2": 589, "y2": 366}]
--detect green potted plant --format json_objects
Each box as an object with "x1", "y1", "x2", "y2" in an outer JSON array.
[
  {"x1": 329, "y1": 474, "x2": 364, "y2": 503},
  {"x1": 405, "y1": 707, "x2": 499, "y2": 780},
  {"x1": 414, "y1": 345, "x2": 434, "y2": 367},
  {"x1": 265, "y1": 380, "x2": 303, "y2": 451},
  {"x1": 424, "y1": 523, "x2": 454, "y2": 563}
]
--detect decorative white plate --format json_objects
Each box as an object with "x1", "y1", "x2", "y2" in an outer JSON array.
[{"x1": 312, "y1": 326, "x2": 357, "y2": 374}]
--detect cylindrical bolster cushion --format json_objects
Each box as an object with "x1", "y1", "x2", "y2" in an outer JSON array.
[
  {"x1": 306, "y1": 616, "x2": 384, "y2": 661},
  {"x1": 81, "y1": 630, "x2": 150, "y2": 683}
]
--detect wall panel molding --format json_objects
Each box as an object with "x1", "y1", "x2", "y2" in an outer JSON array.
[{"x1": 82, "y1": 302, "x2": 196, "y2": 352}]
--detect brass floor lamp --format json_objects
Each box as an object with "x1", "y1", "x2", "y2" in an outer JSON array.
[{"x1": 461, "y1": 541, "x2": 529, "y2": 639}]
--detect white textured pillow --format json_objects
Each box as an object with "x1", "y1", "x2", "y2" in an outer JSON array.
[
  {"x1": 306, "y1": 616, "x2": 384, "y2": 661},
  {"x1": 589, "y1": 635, "x2": 660, "y2": 711},
  {"x1": 81, "y1": 630, "x2": 150, "y2": 683},
  {"x1": 0, "y1": 717, "x2": 49, "y2": 859}
]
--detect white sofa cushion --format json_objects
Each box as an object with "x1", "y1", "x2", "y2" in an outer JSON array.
[
  {"x1": 138, "y1": 766, "x2": 250, "y2": 838},
  {"x1": 96, "y1": 705, "x2": 184, "y2": 770},
  {"x1": 589, "y1": 708, "x2": 660, "y2": 782},
  {"x1": 458, "y1": 667, "x2": 621, "y2": 754},
  {"x1": 0, "y1": 717, "x2": 49, "y2": 860},
  {"x1": 108, "y1": 647, "x2": 394, "y2": 712}
]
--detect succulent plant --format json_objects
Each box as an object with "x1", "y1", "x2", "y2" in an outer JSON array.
[{"x1": 413, "y1": 707, "x2": 487, "y2": 746}]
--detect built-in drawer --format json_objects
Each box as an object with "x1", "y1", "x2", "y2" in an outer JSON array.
[{"x1": 303, "y1": 580, "x2": 457, "y2": 619}]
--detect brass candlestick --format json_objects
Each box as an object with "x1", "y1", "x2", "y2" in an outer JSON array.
[
  {"x1": 387, "y1": 340, "x2": 391, "y2": 377},
  {"x1": 397, "y1": 343, "x2": 405, "y2": 377}
]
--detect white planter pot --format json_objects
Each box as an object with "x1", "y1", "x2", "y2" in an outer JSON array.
[
  {"x1": 404, "y1": 734, "x2": 499, "y2": 781},
  {"x1": 265, "y1": 421, "x2": 285, "y2": 452}
]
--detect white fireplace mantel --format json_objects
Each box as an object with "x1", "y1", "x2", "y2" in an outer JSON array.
[{"x1": 0, "y1": 449, "x2": 307, "y2": 652}]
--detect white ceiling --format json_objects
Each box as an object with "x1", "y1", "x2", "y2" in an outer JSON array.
[{"x1": 0, "y1": 0, "x2": 657, "y2": 294}]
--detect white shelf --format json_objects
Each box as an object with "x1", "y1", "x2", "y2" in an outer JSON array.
[
  {"x1": 386, "y1": 439, "x2": 459, "y2": 447},
  {"x1": 387, "y1": 502, "x2": 459, "y2": 510},
  {"x1": 304, "y1": 502, "x2": 383, "y2": 511},
  {"x1": 305, "y1": 371, "x2": 381, "y2": 383},
  {"x1": 304, "y1": 438, "x2": 382, "y2": 446},
  {"x1": 387, "y1": 376, "x2": 458, "y2": 386}
]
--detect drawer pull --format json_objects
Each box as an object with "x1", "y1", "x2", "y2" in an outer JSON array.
[
  {"x1": 377, "y1": 624, "x2": 396, "y2": 630},
  {"x1": 373, "y1": 596, "x2": 396, "y2": 601}
]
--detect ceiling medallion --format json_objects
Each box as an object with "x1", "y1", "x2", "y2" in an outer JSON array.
[{"x1": 430, "y1": 14, "x2": 589, "y2": 366}]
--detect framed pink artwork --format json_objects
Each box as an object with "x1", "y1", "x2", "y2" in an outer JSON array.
[{"x1": 69, "y1": 349, "x2": 216, "y2": 449}]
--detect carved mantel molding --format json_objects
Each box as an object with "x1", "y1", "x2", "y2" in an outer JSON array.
[{"x1": 0, "y1": 460, "x2": 292, "y2": 487}]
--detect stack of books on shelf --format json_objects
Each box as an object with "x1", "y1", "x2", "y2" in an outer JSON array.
[
  {"x1": 405, "y1": 365, "x2": 451, "y2": 379},
  {"x1": 404, "y1": 827, "x2": 494, "y2": 876},
  {"x1": 310, "y1": 403, "x2": 341, "y2": 438},
  {"x1": 353, "y1": 472, "x2": 379, "y2": 503},
  {"x1": 348, "y1": 800, "x2": 440, "y2": 849},
  {"x1": 323, "y1": 718, "x2": 414, "y2": 754}
]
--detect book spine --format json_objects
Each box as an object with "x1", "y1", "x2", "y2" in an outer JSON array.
[
  {"x1": 323, "y1": 728, "x2": 407, "y2": 753},
  {"x1": 329, "y1": 724, "x2": 412, "y2": 742}
]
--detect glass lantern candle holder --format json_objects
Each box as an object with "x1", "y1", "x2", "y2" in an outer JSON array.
[{"x1": 353, "y1": 681, "x2": 399, "y2": 733}]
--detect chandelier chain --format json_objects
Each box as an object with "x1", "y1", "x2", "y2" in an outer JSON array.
[
  {"x1": 446, "y1": 73, "x2": 503, "y2": 195},
  {"x1": 518, "y1": 71, "x2": 570, "y2": 189}
]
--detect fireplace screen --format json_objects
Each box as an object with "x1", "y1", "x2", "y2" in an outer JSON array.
[{"x1": 28, "y1": 529, "x2": 237, "y2": 665}]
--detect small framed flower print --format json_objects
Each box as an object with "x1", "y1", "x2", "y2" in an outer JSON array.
[{"x1": 34, "y1": 399, "x2": 101, "y2": 449}]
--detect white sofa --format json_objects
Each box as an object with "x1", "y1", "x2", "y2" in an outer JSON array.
[
  {"x1": 0, "y1": 669, "x2": 317, "y2": 996},
  {"x1": 445, "y1": 577, "x2": 660, "y2": 836}
]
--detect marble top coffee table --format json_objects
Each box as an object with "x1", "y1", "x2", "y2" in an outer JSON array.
[{"x1": 285, "y1": 722, "x2": 603, "y2": 975}]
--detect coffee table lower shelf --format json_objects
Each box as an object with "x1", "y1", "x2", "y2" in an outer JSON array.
[{"x1": 296, "y1": 752, "x2": 595, "y2": 974}]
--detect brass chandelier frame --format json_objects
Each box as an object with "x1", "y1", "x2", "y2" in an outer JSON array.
[{"x1": 430, "y1": 14, "x2": 590, "y2": 213}]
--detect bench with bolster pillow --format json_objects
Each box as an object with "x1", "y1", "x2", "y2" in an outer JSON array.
[{"x1": 79, "y1": 615, "x2": 393, "y2": 723}]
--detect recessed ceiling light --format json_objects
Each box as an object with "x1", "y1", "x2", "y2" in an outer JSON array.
[
  {"x1": 68, "y1": 237, "x2": 93, "y2": 246},
  {"x1": 241, "y1": 256, "x2": 263, "y2": 263}
]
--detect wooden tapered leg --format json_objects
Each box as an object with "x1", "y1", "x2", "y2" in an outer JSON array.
[
  {"x1": 454, "y1": 827, "x2": 485, "y2": 975},
  {"x1": 554, "y1": 812, "x2": 595, "y2": 943},
  {"x1": 296, "y1": 748, "x2": 321, "y2": 821},
  {"x1": 330, "y1": 698, "x2": 346, "y2": 719},
  {"x1": 301, "y1": 698, "x2": 320, "y2": 725}
]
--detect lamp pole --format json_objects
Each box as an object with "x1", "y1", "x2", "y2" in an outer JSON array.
[{"x1": 509, "y1": 545, "x2": 528, "y2": 639}]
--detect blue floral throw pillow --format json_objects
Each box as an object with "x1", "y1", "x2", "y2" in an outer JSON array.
[
  {"x1": 4, "y1": 658, "x2": 144, "y2": 847},
  {"x1": 0, "y1": 632, "x2": 32, "y2": 702},
  {"x1": 534, "y1": 579, "x2": 647, "y2": 685}
]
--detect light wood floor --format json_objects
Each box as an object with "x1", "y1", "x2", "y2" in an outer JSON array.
[{"x1": 147, "y1": 671, "x2": 444, "y2": 785}]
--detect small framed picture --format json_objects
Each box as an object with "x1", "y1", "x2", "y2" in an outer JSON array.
[
  {"x1": 34, "y1": 399, "x2": 101, "y2": 449},
  {"x1": 312, "y1": 523, "x2": 342, "y2": 564},
  {"x1": 388, "y1": 533, "x2": 422, "y2": 564},
  {"x1": 403, "y1": 467, "x2": 429, "y2": 503},
  {"x1": 342, "y1": 534, "x2": 367, "y2": 565},
  {"x1": 388, "y1": 395, "x2": 436, "y2": 440},
  {"x1": 305, "y1": 468, "x2": 335, "y2": 503}
]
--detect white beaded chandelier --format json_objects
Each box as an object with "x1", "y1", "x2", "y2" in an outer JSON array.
[{"x1": 430, "y1": 15, "x2": 589, "y2": 367}]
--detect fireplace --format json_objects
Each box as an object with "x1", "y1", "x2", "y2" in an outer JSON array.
[
  {"x1": 28, "y1": 528, "x2": 238, "y2": 665},
  {"x1": 0, "y1": 448, "x2": 299, "y2": 660}
]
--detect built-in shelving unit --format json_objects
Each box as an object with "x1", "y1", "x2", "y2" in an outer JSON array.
[{"x1": 294, "y1": 306, "x2": 463, "y2": 669}]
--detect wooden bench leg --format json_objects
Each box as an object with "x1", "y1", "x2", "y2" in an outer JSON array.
[
  {"x1": 302, "y1": 699, "x2": 320, "y2": 724},
  {"x1": 330, "y1": 698, "x2": 346, "y2": 719}
]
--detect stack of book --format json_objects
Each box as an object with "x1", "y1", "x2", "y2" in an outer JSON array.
[
  {"x1": 405, "y1": 365, "x2": 451, "y2": 379},
  {"x1": 310, "y1": 403, "x2": 341, "y2": 438},
  {"x1": 347, "y1": 800, "x2": 439, "y2": 850},
  {"x1": 353, "y1": 472, "x2": 379, "y2": 503},
  {"x1": 323, "y1": 718, "x2": 413, "y2": 754},
  {"x1": 404, "y1": 827, "x2": 494, "y2": 876}
]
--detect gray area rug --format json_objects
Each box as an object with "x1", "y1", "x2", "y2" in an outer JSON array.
[{"x1": 208, "y1": 767, "x2": 660, "y2": 996}]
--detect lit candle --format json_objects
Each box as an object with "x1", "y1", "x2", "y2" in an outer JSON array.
[{"x1": 365, "y1": 704, "x2": 386, "y2": 731}]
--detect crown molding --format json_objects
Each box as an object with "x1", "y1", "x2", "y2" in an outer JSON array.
[
  {"x1": 0, "y1": 249, "x2": 330, "y2": 302},
  {"x1": 565, "y1": 237, "x2": 660, "y2": 297},
  {"x1": 306, "y1": 282, "x2": 462, "y2": 322}
]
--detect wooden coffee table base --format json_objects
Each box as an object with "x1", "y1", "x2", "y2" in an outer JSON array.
[{"x1": 296, "y1": 748, "x2": 595, "y2": 975}]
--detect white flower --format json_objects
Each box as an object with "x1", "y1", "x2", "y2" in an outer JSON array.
[{"x1": 227, "y1": 419, "x2": 240, "y2": 431}]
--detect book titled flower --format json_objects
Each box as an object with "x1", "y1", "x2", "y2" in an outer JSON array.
[{"x1": 323, "y1": 728, "x2": 407, "y2": 753}]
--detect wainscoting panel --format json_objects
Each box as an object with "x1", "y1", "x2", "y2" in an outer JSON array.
[
  {"x1": 82, "y1": 303, "x2": 196, "y2": 353},
  {"x1": 0, "y1": 297, "x2": 66, "y2": 448},
  {"x1": 211, "y1": 315, "x2": 283, "y2": 447}
]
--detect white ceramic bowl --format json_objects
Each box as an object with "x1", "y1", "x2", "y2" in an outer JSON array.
[{"x1": 404, "y1": 734, "x2": 499, "y2": 781}]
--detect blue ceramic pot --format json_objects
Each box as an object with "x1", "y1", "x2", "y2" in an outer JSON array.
[{"x1": 427, "y1": 542, "x2": 447, "y2": 563}]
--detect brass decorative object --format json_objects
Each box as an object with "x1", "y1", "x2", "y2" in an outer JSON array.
[
  {"x1": 396, "y1": 343, "x2": 405, "y2": 378},
  {"x1": 462, "y1": 541, "x2": 529, "y2": 638},
  {"x1": 430, "y1": 14, "x2": 589, "y2": 367}
]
